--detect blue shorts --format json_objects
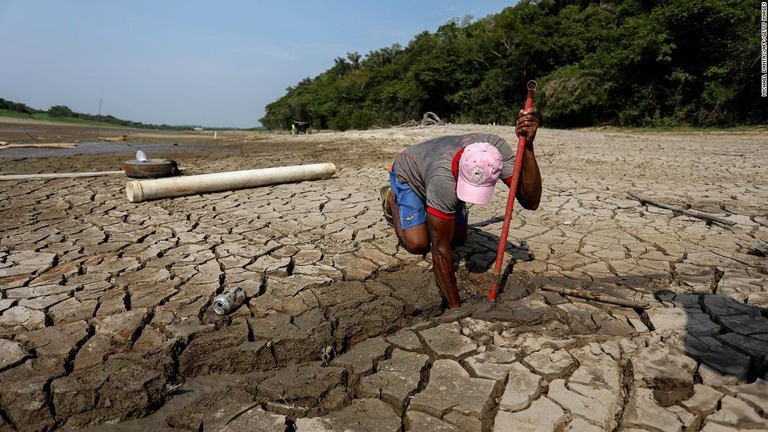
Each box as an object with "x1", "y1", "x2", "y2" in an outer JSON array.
[{"x1": 389, "y1": 170, "x2": 467, "y2": 230}]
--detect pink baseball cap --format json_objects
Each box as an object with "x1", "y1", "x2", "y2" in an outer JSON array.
[{"x1": 457, "y1": 142, "x2": 502, "y2": 205}]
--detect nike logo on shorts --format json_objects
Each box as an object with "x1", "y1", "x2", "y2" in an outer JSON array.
[{"x1": 405, "y1": 213, "x2": 417, "y2": 221}]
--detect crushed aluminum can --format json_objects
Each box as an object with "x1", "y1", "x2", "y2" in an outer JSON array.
[{"x1": 213, "y1": 287, "x2": 246, "y2": 315}]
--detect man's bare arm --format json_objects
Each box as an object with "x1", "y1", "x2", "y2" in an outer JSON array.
[
  {"x1": 427, "y1": 213, "x2": 461, "y2": 308},
  {"x1": 515, "y1": 108, "x2": 542, "y2": 210}
]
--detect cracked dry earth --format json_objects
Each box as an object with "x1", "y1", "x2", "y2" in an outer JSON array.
[{"x1": 0, "y1": 121, "x2": 767, "y2": 432}]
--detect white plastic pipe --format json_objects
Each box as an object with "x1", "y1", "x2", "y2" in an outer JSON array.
[{"x1": 126, "y1": 163, "x2": 336, "y2": 203}]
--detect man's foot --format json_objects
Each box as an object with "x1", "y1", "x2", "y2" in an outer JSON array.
[{"x1": 380, "y1": 185, "x2": 394, "y2": 226}]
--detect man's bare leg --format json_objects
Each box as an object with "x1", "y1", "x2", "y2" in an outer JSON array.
[{"x1": 387, "y1": 190, "x2": 429, "y2": 254}]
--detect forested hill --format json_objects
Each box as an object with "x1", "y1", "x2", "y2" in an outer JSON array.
[
  {"x1": 260, "y1": 0, "x2": 764, "y2": 131},
  {"x1": 0, "y1": 99, "x2": 196, "y2": 130}
]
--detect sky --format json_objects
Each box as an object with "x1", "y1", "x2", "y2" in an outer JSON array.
[{"x1": 0, "y1": 1, "x2": 518, "y2": 128}]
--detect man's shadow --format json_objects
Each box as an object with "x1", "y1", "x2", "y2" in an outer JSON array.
[
  {"x1": 451, "y1": 216, "x2": 534, "y2": 300},
  {"x1": 654, "y1": 290, "x2": 768, "y2": 384}
]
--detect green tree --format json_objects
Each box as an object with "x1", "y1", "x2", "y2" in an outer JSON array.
[
  {"x1": 347, "y1": 51, "x2": 361, "y2": 70},
  {"x1": 48, "y1": 105, "x2": 74, "y2": 117}
]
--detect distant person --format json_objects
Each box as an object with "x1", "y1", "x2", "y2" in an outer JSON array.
[
  {"x1": 380, "y1": 109, "x2": 542, "y2": 308},
  {"x1": 291, "y1": 122, "x2": 296, "y2": 135}
]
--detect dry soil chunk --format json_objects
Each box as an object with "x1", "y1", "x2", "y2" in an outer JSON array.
[
  {"x1": 498, "y1": 362, "x2": 541, "y2": 412},
  {"x1": 493, "y1": 397, "x2": 568, "y2": 432},
  {"x1": 332, "y1": 336, "x2": 390, "y2": 380},
  {"x1": 465, "y1": 346, "x2": 522, "y2": 380},
  {"x1": 405, "y1": 411, "x2": 462, "y2": 431},
  {"x1": 522, "y1": 347, "x2": 574, "y2": 377},
  {"x1": 419, "y1": 322, "x2": 478, "y2": 359},
  {"x1": 293, "y1": 398, "x2": 399, "y2": 432},
  {"x1": 219, "y1": 406, "x2": 286, "y2": 432},
  {"x1": 725, "y1": 379, "x2": 768, "y2": 416},
  {"x1": 0, "y1": 338, "x2": 28, "y2": 370},
  {"x1": 622, "y1": 388, "x2": 683, "y2": 432},
  {"x1": 357, "y1": 349, "x2": 429, "y2": 413},
  {"x1": 0, "y1": 305, "x2": 46, "y2": 331},
  {"x1": 705, "y1": 395, "x2": 766, "y2": 428},
  {"x1": 409, "y1": 359, "x2": 497, "y2": 420}
]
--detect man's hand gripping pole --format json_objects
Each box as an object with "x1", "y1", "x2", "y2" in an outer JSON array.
[{"x1": 489, "y1": 80, "x2": 537, "y2": 301}]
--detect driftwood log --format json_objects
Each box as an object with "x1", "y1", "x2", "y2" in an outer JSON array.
[
  {"x1": 627, "y1": 191, "x2": 736, "y2": 226},
  {"x1": 398, "y1": 112, "x2": 444, "y2": 127},
  {"x1": 0, "y1": 143, "x2": 77, "y2": 150},
  {"x1": 540, "y1": 285, "x2": 651, "y2": 309},
  {"x1": 421, "y1": 112, "x2": 443, "y2": 125},
  {"x1": 99, "y1": 135, "x2": 128, "y2": 142}
]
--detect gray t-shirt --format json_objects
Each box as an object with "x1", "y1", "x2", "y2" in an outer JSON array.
[{"x1": 392, "y1": 133, "x2": 516, "y2": 216}]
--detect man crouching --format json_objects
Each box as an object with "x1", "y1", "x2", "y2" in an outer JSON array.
[{"x1": 381, "y1": 109, "x2": 542, "y2": 308}]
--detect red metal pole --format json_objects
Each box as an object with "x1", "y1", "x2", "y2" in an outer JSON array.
[{"x1": 489, "y1": 80, "x2": 537, "y2": 301}]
